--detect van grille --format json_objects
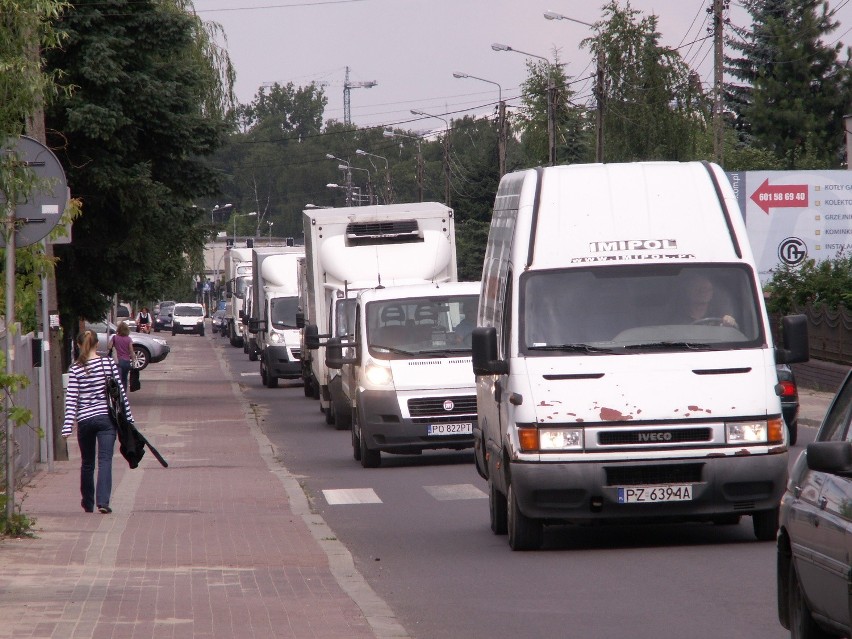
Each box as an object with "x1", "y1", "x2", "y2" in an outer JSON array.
[
  {"x1": 408, "y1": 395, "x2": 477, "y2": 423},
  {"x1": 598, "y1": 428, "x2": 712, "y2": 446},
  {"x1": 346, "y1": 220, "x2": 422, "y2": 245},
  {"x1": 605, "y1": 464, "x2": 703, "y2": 486}
]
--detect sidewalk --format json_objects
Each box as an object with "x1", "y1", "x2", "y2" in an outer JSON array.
[{"x1": 0, "y1": 333, "x2": 407, "y2": 639}]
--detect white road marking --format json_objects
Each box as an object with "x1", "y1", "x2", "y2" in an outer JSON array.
[
  {"x1": 323, "y1": 488, "x2": 383, "y2": 505},
  {"x1": 240, "y1": 372, "x2": 260, "y2": 377},
  {"x1": 423, "y1": 484, "x2": 487, "y2": 501}
]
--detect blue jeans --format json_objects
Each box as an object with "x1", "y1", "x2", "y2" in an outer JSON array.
[
  {"x1": 117, "y1": 359, "x2": 131, "y2": 391},
  {"x1": 77, "y1": 415, "x2": 117, "y2": 510}
]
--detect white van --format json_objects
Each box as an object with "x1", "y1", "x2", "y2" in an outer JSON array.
[{"x1": 471, "y1": 162, "x2": 808, "y2": 550}]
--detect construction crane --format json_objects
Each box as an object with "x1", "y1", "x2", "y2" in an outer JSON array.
[{"x1": 343, "y1": 66, "x2": 376, "y2": 126}]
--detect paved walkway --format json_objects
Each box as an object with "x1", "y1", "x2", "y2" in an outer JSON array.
[{"x1": 0, "y1": 333, "x2": 407, "y2": 639}]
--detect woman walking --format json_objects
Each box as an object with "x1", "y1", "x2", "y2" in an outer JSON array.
[
  {"x1": 62, "y1": 330, "x2": 134, "y2": 513},
  {"x1": 108, "y1": 321, "x2": 136, "y2": 390}
]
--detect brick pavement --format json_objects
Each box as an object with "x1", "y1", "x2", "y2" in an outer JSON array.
[{"x1": 0, "y1": 331, "x2": 407, "y2": 639}]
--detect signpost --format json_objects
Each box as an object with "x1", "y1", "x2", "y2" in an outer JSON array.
[{"x1": 1, "y1": 135, "x2": 66, "y2": 522}]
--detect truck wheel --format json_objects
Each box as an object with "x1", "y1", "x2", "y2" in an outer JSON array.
[
  {"x1": 507, "y1": 484, "x2": 542, "y2": 550},
  {"x1": 354, "y1": 411, "x2": 380, "y2": 468},
  {"x1": 248, "y1": 349, "x2": 258, "y2": 362},
  {"x1": 303, "y1": 379, "x2": 313, "y2": 398},
  {"x1": 260, "y1": 362, "x2": 267, "y2": 386},
  {"x1": 324, "y1": 402, "x2": 335, "y2": 425},
  {"x1": 489, "y1": 481, "x2": 507, "y2": 535},
  {"x1": 789, "y1": 565, "x2": 832, "y2": 639},
  {"x1": 753, "y1": 508, "x2": 779, "y2": 541}
]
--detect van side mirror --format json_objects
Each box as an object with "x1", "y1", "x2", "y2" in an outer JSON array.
[
  {"x1": 249, "y1": 319, "x2": 266, "y2": 334},
  {"x1": 776, "y1": 314, "x2": 809, "y2": 364},
  {"x1": 472, "y1": 327, "x2": 509, "y2": 376},
  {"x1": 226, "y1": 282, "x2": 233, "y2": 299},
  {"x1": 326, "y1": 337, "x2": 358, "y2": 369},
  {"x1": 296, "y1": 311, "x2": 305, "y2": 329},
  {"x1": 305, "y1": 324, "x2": 320, "y2": 350}
]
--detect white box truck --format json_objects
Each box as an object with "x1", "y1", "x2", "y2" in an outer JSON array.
[
  {"x1": 324, "y1": 281, "x2": 481, "y2": 468},
  {"x1": 248, "y1": 247, "x2": 305, "y2": 388},
  {"x1": 224, "y1": 246, "x2": 253, "y2": 348},
  {"x1": 471, "y1": 162, "x2": 809, "y2": 550},
  {"x1": 301, "y1": 202, "x2": 457, "y2": 425}
]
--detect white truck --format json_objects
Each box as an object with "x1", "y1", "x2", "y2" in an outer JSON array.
[
  {"x1": 471, "y1": 161, "x2": 809, "y2": 550},
  {"x1": 248, "y1": 247, "x2": 305, "y2": 388},
  {"x1": 324, "y1": 281, "x2": 481, "y2": 468},
  {"x1": 301, "y1": 202, "x2": 457, "y2": 427},
  {"x1": 224, "y1": 245, "x2": 253, "y2": 348}
]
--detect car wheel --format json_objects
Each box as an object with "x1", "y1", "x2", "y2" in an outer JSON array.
[
  {"x1": 266, "y1": 373, "x2": 278, "y2": 389},
  {"x1": 132, "y1": 346, "x2": 150, "y2": 371},
  {"x1": 303, "y1": 378, "x2": 313, "y2": 398},
  {"x1": 789, "y1": 565, "x2": 832, "y2": 639},
  {"x1": 260, "y1": 361, "x2": 267, "y2": 386},
  {"x1": 507, "y1": 483, "x2": 542, "y2": 550},
  {"x1": 753, "y1": 507, "x2": 779, "y2": 541},
  {"x1": 248, "y1": 349, "x2": 258, "y2": 362},
  {"x1": 356, "y1": 412, "x2": 380, "y2": 468},
  {"x1": 489, "y1": 480, "x2": 508, "y2": 535},
  {"x1": 200, "y1": 328, "x2": 205, "y2": 337}
]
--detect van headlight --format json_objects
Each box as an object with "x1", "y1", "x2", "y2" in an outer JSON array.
[
  {"x1": 518, "y1": 425, "x2": 584, "y2": 452},
  {"x1": 270, "y1": 331, "x2": 283, "y2": 344},
  {"x1": 726, "y1": 419, "x2": 783, "y2": 444},
  {"x1": 364, "y1": 359, "x2": 393, "y2": 386}
]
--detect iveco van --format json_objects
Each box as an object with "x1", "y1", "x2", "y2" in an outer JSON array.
[{"x1": 471, "y1": 162, "x2": 808, "y2": 550}]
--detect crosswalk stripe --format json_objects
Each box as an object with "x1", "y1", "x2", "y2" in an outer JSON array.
[
  {"x1": 423, "y1": 484, "x2": 487, "y2": 501},
  {"x1": 323, "y1": 488, "x2": 382, "y2": 505}
]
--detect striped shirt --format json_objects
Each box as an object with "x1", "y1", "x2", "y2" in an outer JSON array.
[{"x1": 62, "y1": 356, "x2": 134, "y2": 436}]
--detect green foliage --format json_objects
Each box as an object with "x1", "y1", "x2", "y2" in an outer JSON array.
[
  {"x1": 587, "y1": 0, "x2": 709, "y2": 162},
  {"x1": 764, "y1": 256, "x2": 852, "y2": 314},
  {"x1": 726, "y1": 0, "x2": 852, "y2": 169},
  {"x1": 0, "y1": 494, "x2": 37, "y2": 537},
  {"x1": 44, "y1": 0, "x2": 234, "y2": 325}
]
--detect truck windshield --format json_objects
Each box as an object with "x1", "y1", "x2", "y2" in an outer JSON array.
[
  {"x1": 520, "y1": 264, "x2": 763, "y2": 354},
  {"x1": 366, "y1": 295, "x2": 479, "y2": 359},
  {"x1": 270, "y1": 296, "x2": 300, "y2": 329},
  {"x1": 334, "y1": 298, "x2": 357, "y2": 337},
  {"x1": 234, "y1": 276, "x2": 250, "y2": 299}
]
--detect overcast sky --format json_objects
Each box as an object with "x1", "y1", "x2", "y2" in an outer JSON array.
[{"x1": 191, "y1": 0, "x2": 852, "y2": 133}]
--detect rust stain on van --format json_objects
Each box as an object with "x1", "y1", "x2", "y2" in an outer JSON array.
[
  {"x1": 600, "y1": 407, "x2": 633, "y2": 421},
  {"x1": 688, "y1": 405, "x2": 711, "y2": 414}
]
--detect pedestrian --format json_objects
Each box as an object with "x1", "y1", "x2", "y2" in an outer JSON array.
[
  {"x1": 62, "y1": 329, "x2": 134, "y2": 514},
  {"x1": 108, "y1": 321, "x2": 137, "y2": 390}
]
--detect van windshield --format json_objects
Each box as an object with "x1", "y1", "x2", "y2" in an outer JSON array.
[
  {"x1": 366, "y1": 295, "x2": 479, "y2": 359},
  {"x1": 270, "y1": 296, "x2": 299, "y2": 329},
  {"x1": 520, "y1": 264, "x2": 763, "y2": 354}
]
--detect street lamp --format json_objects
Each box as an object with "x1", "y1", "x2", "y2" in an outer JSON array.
[
  {"x1": 266, "y1": 220, "x2": 274, "y2": 243},
  {"x1": 346, "y1": 164, "x2": 374, "y2": 205},
  {"x1": 453, "y1": 72, "x2": 506, "y2": 176},
  {"x1": 233, "y1": 211, "x2": 257, "y2": 241},
  {"x1": 492, "y1": 42, "x2": 556, "y2": 165},
  {"x1": 211, "y1": 203, "x2": 233, "y2": 226},
  {"x1": 384, "y1": 129, "x2": 424, "y2": 202},
  {"x1": 411, "y1": 108, "x2": 451, "y2": 206},
  {"x1": 326, "y1": 153, "x2": 353, "y2": 206},
  {"x1": 356, "y1": 149, "x2": 392, "y2": 204},
  {"x1": 544, "y1": 10, "x2": 604, "y2": 162}
]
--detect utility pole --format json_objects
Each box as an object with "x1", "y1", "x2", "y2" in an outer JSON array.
[
  {"x1": 712, "y1": 0, "x2": 725, "y2": 164},
  {"x1": 595, "y1": 46, "x2": 605, "y2": 163},
  {"x1": 498, "y1": 100, "x2": 507, "y2": 176}
]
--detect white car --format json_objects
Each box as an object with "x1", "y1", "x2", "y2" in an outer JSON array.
[{"x1": 171, "y1": 303, "x2": 205, "y2": 336}]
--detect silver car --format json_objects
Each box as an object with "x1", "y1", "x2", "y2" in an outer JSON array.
[{"x1": 85, "y1": 320, "x2": 171, "y2": 370}]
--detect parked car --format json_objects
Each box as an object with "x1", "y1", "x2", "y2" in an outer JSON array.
[
  {"x1": 171, "y1": 302, "x2": 205, "y2": 336},
  {"x1": 154, "y1": 301, "x2": 175, "y2": 332},
  {"x1": 85, "y1": 320, "x2": 171, "y2": 370},
  {"x1": 115, "y1": 304, "x2": 136, "y2": 331},
  {"x1": 776, "y1": 364, "x2": 800, "y2": 445},
  {"x1": 777, "y1": 369, "x2": 852, "y2": 639},
  {"x1": 211, "y1": 309, "x2": 227, "y2": 333}
]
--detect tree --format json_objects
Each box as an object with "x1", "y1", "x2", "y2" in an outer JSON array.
[
  {"x1": 584, "y1": 0, "x2": 709, "y2": 162},
  {"x1": 44, "y1": 0, "x2": 234, "y2": 324},
  {"x1": 726, "y1": 0, "x2": 852, "y2": 169}
]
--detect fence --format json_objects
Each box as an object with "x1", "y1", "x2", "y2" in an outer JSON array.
[{"x1": 0, "y1": 327, "x2": 47, "y2": 490}]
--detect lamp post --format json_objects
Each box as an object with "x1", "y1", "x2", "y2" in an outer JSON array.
[
  {"x1": 411, "y1": 108, "x2": 451, "y2": 206},
  {"x1": 492, "y1": 42, "x2": 556, "y2": 166},
  {"x1": 356, "y1": 149, "x2": 392, "y2": 204},
  {"x1": 544, "y1": 10, "x2": 604, "y2": 163},
  {"x1": 346, "y1": 164, "x2": 374, "y2": 205},
  {"x1": 453, "y1": 72, "x2": 506, "y2": 176},
  {"x1": 327, "y1": 183, "x2": 364, "y2": 205},
  {"x1": 326, "y1": 153, "x2": 353, "y2": 206},
  {"x1": 233, "y1": 211, "x2": 257, "y2": 241},
  {"x1": 267, "y1": 220, "x2": 274, "y2": 243},
  {"x1": 383, "y1": 129, "x2": 423, "y2": 202},
  {"x1": 211, "y1": 203, "x2": 233, "y2": 227}
]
